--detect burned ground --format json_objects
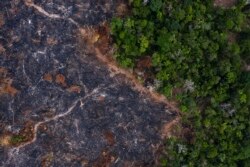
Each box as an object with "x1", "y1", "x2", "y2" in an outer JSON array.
[{"x1": 0, "y1": 0, "x2": 177, "y2": 166}]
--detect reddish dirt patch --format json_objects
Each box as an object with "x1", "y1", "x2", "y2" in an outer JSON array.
[
  {"x1": 95, "y1": 23, "x2": 111, "y2": 55},
  {"x1": 41, "y1": 153, "x2": 53, "y2": 167},
  {"x1": 67, "y1": 85, "x2": 81, "y2": 93},
  {"x1": 136, "y1": 56, "x2": 152, "y2": 69},
  {"x1": 43, "y1": 73, "x2": 53, "y2": 82},
  {"x1": 47, "y1": 37, "x2": 58, "y2": 46},
  {"x1": 96, "y1": 94, "x2": 106, "y2": 102},
  {"x1": 115, "y1": 0, "x2": 129, "y2": 16},
  {"x1": 134, "y1": 56, "x2": 154, "y2": 83},
  {"x1": 93, "y1": 150, "x2": 116, "y2": 167},
  {"x1": 24, "y1": 0, "x2": 34, "y2": 6},
  {"x1": 0, "y1": 67, "x2": 19, "y2": 97},
  {"x1": 55, "y1": 74, "x2": 67, "y2": 87},
  {"x1": 214, "y1": 0, "x2": 237, "y2": 8},
  {"x1": 103, "y1": 131, "x2": 116, "y2": 146},
  {"x1": 0, "y1": 135, "x2": 11, "y2": 146},
  {"x1": 0, "y1": 67, "x2": 7, "y2": 76},
  {"x1": 0, "y1": 80, "x2": 19, "y2": 96}
]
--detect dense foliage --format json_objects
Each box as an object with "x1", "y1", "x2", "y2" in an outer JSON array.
[{"x1": 111, "y1": 0, "x2": 250, "y2": 166}]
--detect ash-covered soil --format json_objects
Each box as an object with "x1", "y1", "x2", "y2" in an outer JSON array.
[{"x1": 0, "y1": 0, "x2": 177, "y2": 166}]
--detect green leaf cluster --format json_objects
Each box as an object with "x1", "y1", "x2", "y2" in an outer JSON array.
[{"x1": 10, "y1": 135, "x2": 26, "y2": 145}]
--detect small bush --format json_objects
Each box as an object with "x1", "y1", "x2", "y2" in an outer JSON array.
[{"x1": 10, "y1": 135, "x2": 26, "y2": 145}]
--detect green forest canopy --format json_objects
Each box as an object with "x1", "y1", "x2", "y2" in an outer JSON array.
[{"x1": 111, "y1": 0, "x2": 250, "y2": 166}]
